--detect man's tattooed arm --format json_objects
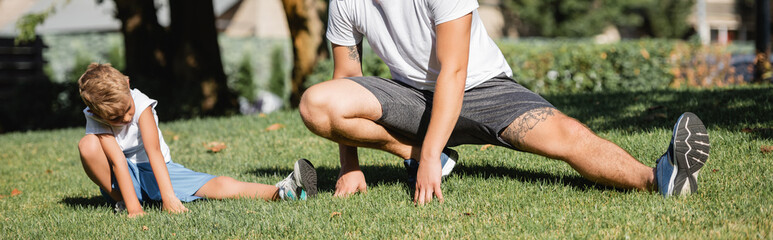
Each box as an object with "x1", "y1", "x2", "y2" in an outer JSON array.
[{"x1": 346, "y1": 43, "x2": 363, "y2": 63}]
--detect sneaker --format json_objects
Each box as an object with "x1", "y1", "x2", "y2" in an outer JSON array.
[
  {"x1": 404, "y1": 148, "x2": 459, "y2": 186},
  {"x1": 655, "y1": 112, "x2": 710, "y2": 197},
  {"x1": 114, "y1": 201, "x2": 126, "y2": 213},
  {"x1": 275, "y1": 159, "x2": 318, "y2": 200}
]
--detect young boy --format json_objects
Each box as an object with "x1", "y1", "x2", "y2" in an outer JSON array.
[{"x1": 77, "y1": 63, "x2": 315, "y2": 217}]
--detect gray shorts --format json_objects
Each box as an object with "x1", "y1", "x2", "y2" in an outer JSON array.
[{"x1": 348, "y1": 74, "x2": 555, "y2": 150}]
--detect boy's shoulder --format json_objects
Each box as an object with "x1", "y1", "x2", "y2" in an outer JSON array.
[
  {"x1": 130, "y1": 88, "x2": 149, "y2": 101},
  {"x1": 130, "y1": 88, "x2": 158, "y2": 111},
  {"x1": 83, "y1": 107, "x2": 109, "y2": 125}
]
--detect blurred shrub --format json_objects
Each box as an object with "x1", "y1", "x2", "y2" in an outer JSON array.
[
  {"x1": 3, "y1": 34, "x2": 126, "y2": 132},
  {"x1": 501, "y1": 0, "x2": 693, "y2": 39},
  {"x1": 502, "y1": 0, "x2": 647, "y2": 37},
  {"x1": 638, "y1": 0, "x2": 695, "y2": 38},
  {"x1": 500, "y1": 39, "x2": 676, "y2": 93},
  {"x1": 43, "y1": 34, "x2": 293, "y2": 110},
  {"x1": 266, "y1": 46, "x2": 288, "y2": 101},
  {"x1": 308, "y1": 39, "x2": 748, "y2": 94},
  {"x1": 503, "y1": 39, "x2": 748, "y2": 93},
  {"x1": 669, "y1": 41, "x2": 746, "y2": 88},
  {"x1": 3, "y1": 34, "x2": 291, "y2": 132},
  {"x1": 306, "y1": 41, "x2": 391, "y2": 89},
  {"x1": 220, "y1": 36, "x2": 292, "y2": 107},
  {"x1": 230, "y1": 55, "x2": 256, "y2": 102},
  {"x1": 7, "y1": 33, "x2": 748, "y2": 133},
  {"x1": 306, "y1": 58, "x2": 333, "y2": 89},
  {"x1": 43, "y1": 33, "x2": 125, "y2": 83}
]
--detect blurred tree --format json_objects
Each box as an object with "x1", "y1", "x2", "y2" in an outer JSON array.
[
  {"x1": 737, "y1": 0, "x2": 755, "y2": 40},
  {"x1": 502, "y1": 0, "x2": 694, "y2": 39},
  {"x1": 503, "y1": 0, "x2": 648, "y2": 37},
  {"x1": 754, "y1": 0, "x2": 772, "y2": 83},
  {"x1": 17, "y1": 0, "x2": 238, "y2": 119},
  {"x1": 281, "y1": 0, "x2": 329, "y2": 108},
  {"x1": 113, "y1": 0, "x2": 237, "y2": 117},
  {"x1": 638, "y1": 0, "x2": 695, "y2": 38}
]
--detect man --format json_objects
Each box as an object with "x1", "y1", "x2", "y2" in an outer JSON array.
[{"x1": 299, "y1": 0, "x2": 710, "y2": 204}]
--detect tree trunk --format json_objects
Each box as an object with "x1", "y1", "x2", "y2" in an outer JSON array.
[
  {"x1": 113, "y1": 0, "x2": 236, "y2": 118},
  {"x1": 113, "y1": 0, "x2": 170, "y2": 95},
  {"x1": 754, "y1": 0, "x2": 772, "y2": 83},
  {"x1": 282, "y1": 0, "x2": 329, "y2": 108},
  {"x1": 169, "y1": 0, "x2": 237, "y2": 116}
]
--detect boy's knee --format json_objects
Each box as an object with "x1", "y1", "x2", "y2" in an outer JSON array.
[
  {"x1": 210, "y1": 176, "x2": 237, "y2": 188},
  {"x1": 207, "y1": 176, "x2": 241, "y2": 194},
  {"x1": 78, "y1": 135, "x2": 101, "y2": 156}
]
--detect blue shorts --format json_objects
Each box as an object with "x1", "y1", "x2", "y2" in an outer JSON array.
[{"x1": 101, "y1": 161, "x2": 217, "y2": 203}]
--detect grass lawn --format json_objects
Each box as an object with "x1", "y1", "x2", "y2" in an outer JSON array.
[{"x1": 1, "y1": 85, "x2": 772, "y2": 239}]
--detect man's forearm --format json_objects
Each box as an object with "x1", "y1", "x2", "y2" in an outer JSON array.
[
  {"x1": 421, "y1": 70, "x2": 466, "y2": 161},
  {"x1": 339, "y1": 144, "x2": 361, "y2": 171},
  {"x1": 422, "y1": 12, "x2": 470, "y2": 162}
]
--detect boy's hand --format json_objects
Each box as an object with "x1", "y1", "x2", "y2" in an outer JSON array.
[
  {"x1": 162, "y1": 197, "x2": 189, "y2": 214},
  {"x1": 414, "y1": 157, "x2": 444, "y2": 205},
  {"x1": 127, "y1": 209, "x2": 146, "y2": 218},
  {"x1": 334, "y1": 169, "x2": 367, "y2": 197}
]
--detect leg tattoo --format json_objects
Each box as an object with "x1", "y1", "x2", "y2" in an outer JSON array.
[{"x1": 502, "y1": 108, "x2": 555, "y2": 148}]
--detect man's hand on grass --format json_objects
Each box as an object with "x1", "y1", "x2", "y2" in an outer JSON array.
[
  {"x1": 414, "y1": 157, "x2": 444, "y2": 205},
  {"x1": 334, "y1": 169, "x2": 367, "y2": 197}
]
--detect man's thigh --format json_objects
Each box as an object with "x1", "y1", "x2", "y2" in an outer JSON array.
[
  {"x1": 349, "y1": 75, "x2": 555, "y2": 149},
  {"x1": 453, "y1": 77, "x2": 555, "y2": 149}
]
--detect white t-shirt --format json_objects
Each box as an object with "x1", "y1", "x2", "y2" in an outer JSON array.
[
  {"x1": 326, "y1": 0, "x2": 513, "y2": 91},
  {"x1": 84, "y1": 89, "x2": 171, "y2": 164}
]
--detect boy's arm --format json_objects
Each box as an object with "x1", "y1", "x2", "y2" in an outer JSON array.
[
  {"x1": 137, "y1": 106, "x2": 188, "y2": 213},
  {"x1": 414, "y1": 13, "x2": 472, "y2": 205},
  {"x1": 331, "y1": 42, "x2": 368, "y2": 197},
  {"x1": 97, "y1": 134, "x2": 146, "y2": 217}
]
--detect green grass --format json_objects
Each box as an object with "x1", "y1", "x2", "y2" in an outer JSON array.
[{"x1": 1, "y1": 85, "x2": 772, "y2": 239}]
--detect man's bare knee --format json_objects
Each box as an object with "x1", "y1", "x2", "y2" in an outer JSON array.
[
  {"x1": 299, "y1": 84, "x2": 334, "y2": 136},
  {"x1": 300, "y1": 79, "x2": 378, "y2": 137}
]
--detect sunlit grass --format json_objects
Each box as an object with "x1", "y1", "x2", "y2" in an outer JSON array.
[{"x1": 1, "y1": 85, "x2": 771, "y2": 238}]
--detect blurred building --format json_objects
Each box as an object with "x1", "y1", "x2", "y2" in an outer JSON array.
[
  {"x1": 0, "y1": 0, "x2": 120, "y2": 35},
  {"x1": 217, "y1": 0, "x2": 289, "y2": 38},
  {"x1": 690, "y1": 0, "x2": 743, "y2": 44}
]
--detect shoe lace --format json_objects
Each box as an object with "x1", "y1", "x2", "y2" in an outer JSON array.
[{"x1": 276, "y1": 173, "x2": 298, "y2": 200}]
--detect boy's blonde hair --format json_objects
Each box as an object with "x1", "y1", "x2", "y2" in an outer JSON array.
[{"x1": 78, "y1": 63, "x2": 131, "y2": 121}]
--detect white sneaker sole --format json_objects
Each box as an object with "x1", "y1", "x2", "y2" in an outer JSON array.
[{"x1": 670, "y1": 112, "x2": 710, "y2": 196}]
